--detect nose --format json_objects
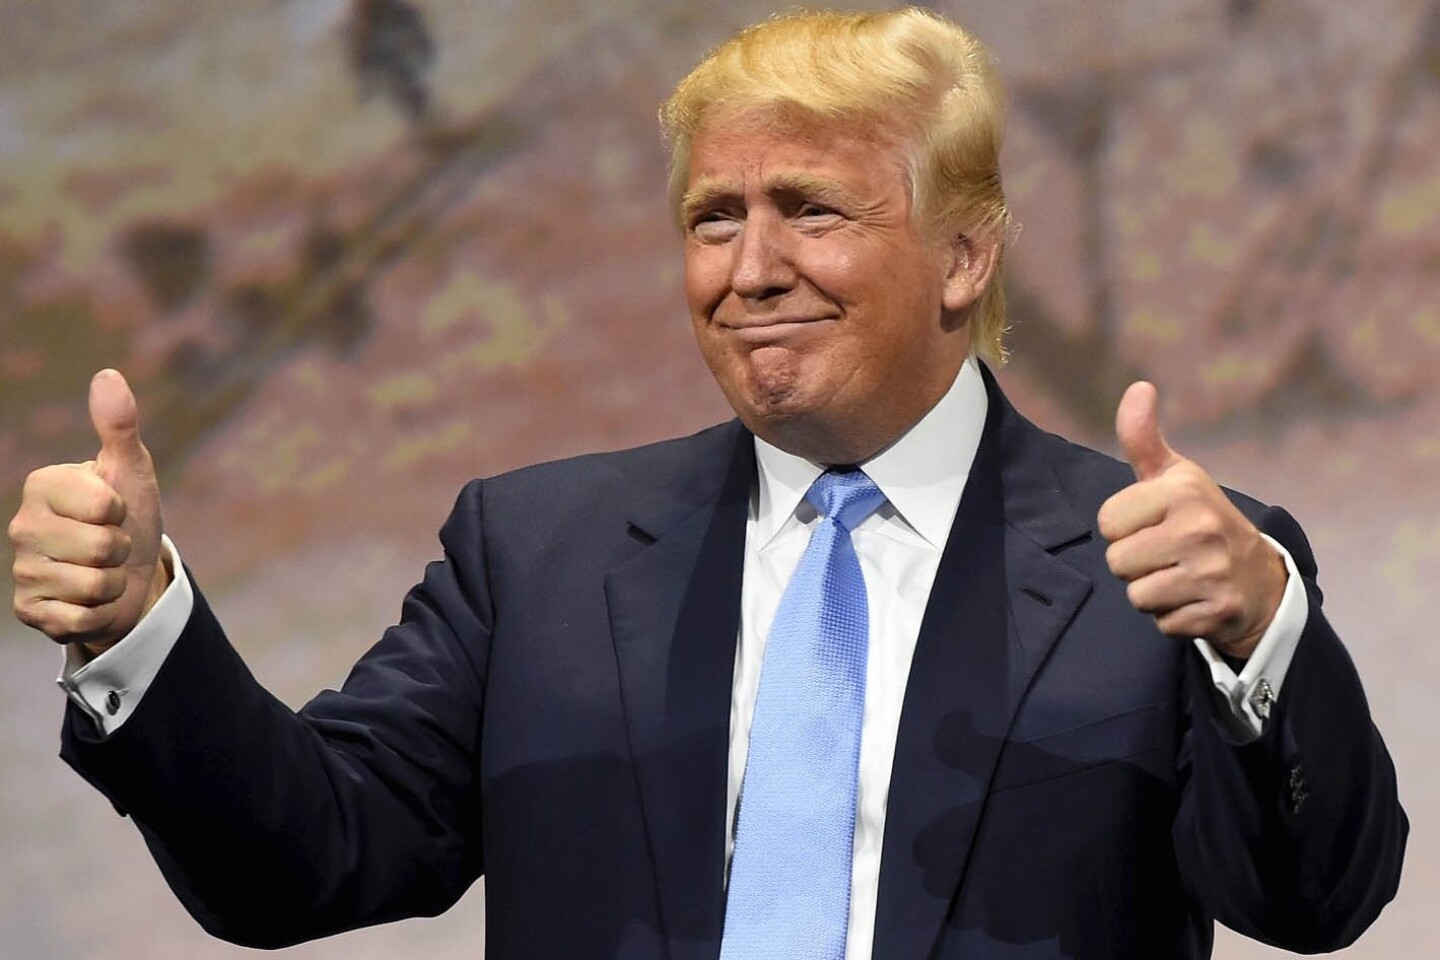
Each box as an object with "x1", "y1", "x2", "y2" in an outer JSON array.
[{"x1": 730, "y1": 212, "x2": 796, "y2": 301}]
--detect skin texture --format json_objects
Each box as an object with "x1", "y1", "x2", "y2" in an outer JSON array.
[{"x1": 682, "y1": 114, "x2": 997, "y2": 466}]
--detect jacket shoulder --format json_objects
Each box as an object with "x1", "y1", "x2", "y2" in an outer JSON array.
[
  {"x1": 438, "y1": 420, "x2": 746, "y2": 538},
  {"x1": 486, "y1": 420, "x2": 741, "y2": 495}
]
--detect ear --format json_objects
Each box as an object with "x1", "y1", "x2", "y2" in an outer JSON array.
[{"x1": 940, "y1": 231, "x2": 999, "y2": 313}]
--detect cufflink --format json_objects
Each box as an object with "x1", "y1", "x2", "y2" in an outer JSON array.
[
  {"x1": 105, "y1": 690, "x2": 122, "y2": 716},
  {"x1": 1248, "y1": 678, "x2": 1275, "y2": 721}
]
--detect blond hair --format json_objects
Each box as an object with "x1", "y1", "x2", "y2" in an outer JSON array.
[{"x1": 659, "y1": 7, "x2": 1012, "y2": 363}]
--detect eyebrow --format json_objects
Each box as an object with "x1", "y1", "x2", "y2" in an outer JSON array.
[{"x1": 680, "y1": 172, "x2": 861, "y2": 223}]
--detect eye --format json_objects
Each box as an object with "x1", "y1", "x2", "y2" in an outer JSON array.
[
  {"x1": 689, "y1": 212, "x2": 741, "y2": 243},
  {"x1": 791, "y1": 201, "x2": 845, "y2": 230},
  {"x1": 797, "y1": 203, "x2": 837, "y2": 219}
]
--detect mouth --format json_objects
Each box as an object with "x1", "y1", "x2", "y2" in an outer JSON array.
[{"x1": 718, "y1": 317, "x2": 832, "y2": 341}]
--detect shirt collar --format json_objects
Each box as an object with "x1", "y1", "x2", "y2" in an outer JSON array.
[{"x1": 752, "y1": 355, "x2": 988, "y2": 549}]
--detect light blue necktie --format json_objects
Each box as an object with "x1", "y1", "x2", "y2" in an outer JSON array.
[{"x1": 720, "y1": 468, "x2": 887, "y2": 960}]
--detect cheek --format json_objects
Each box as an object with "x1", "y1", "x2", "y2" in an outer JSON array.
[
  {"x1": 794, "y1": 242, "x2": 887, "y2": 313},
  {"x1": 684, "y1": 249, "x2": 730, "y2": 319}
]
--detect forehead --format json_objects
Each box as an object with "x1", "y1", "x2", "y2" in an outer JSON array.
[{"x1": 684, "y1": 111, "x2": 911, "y2": 196}]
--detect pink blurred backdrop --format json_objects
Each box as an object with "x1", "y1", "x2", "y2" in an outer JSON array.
[{"x1": 2, "y1": 1, "x2": 1436, "y2": 956}]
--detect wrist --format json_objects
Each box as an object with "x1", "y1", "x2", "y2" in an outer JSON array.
[
  {"x1": 1215, "y1": 541, "x2": 1287, "y2": 661},
  {"x1": 144, "y1": 549, "x2": 173, "y2": 618},
  {"x1": 73, "y1": 552, "x2": 172, "y2": 663}
]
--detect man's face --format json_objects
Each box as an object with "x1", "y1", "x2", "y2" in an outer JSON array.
[{"x1": 682, "y1": 114, "x2": 983, "y2": 464}]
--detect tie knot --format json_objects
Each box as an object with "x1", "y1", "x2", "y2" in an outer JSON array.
[{"x1": 805, "y1": 468, "x2": 885, "y2": 532}]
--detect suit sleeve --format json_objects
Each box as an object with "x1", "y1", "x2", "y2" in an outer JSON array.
[
  {"x1": 1171, "y1": 504, "x2": 1408, "y2": 952},
  {"x1": 58, "y1": 479, "x2": 495, "y2": 950}
]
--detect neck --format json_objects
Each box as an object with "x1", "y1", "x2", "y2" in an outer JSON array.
[{"x1": 750, "y1": 359, "x2": 971, "y2": 466}]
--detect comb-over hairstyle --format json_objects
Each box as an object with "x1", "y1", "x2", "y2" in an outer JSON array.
[{"x1": 660, "y1": 7, "x2": 1013, "y2": 362}]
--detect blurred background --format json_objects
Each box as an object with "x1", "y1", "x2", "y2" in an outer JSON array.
[{"x1": 1, "y1": 0, "x2": 1436, "y2": 956}]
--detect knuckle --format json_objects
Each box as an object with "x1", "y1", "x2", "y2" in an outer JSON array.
[
  {"x1": 20, "y1": 468, "x2": 45, "y2": 501},
  {"x1": 1175, "y1": 511, "x2": 1218, "y2": 546},
  {"x1": 1198, "y1": 551, "x2": 1232, "y2": 584},
  {"x1": 1163, "y1": 477, "x2": 1199, "y2": 509},
  {"x1": 9, "y1": 506, "x2": 47, "y2": 550},
  {"x1": 16, "y1": 607, "x2": 47, "y2": 634},
  {"x1": 5, "y1": 513, "x2": 26, "y2": 548},
  {"x1": 86, "y1": 484, "x2": 117, "y2": 523},
  {"x1": 1193, "y1": 511, "x2": 1225, "y2": 540},
  {"x1": 49, "y1": 606, "x2": 80, "y2": 637},
  {"x1": 73, "y1": 474, "x2": 111, "y2": 522},
  {"x1": 18, "y1": 599, "x2": 65, "y2": 638},
  {"x1": 1175, "y1": 466, "x2": 1209, "y2": 492},
  {"x1": 1220, "y1": 586, "x2": 1247, "y2": 620},
  {"x1": 54, "y1": 604, "x2": 99, "y2": 640},
  {"x1": 23, "y1": 465, "x2": 66, "y2": 503},
  {"x1": 86, "y1": 531, "x2": 114, "y2": 566},
  {"x1": 98, "y1": 568, "x2": 127, "y2": 603},
  {"x1": 11, "y1": 557, "x2": 39, "y2": 587},
  {"x1": 113, "y1": 530, "x2": 134, "y2": 564},
  {"x1": 78, "y1": 566, "x2": 109, "y2": 601}
]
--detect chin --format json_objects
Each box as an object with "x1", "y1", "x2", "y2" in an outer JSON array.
[
  {"x1": 736, "y1": 377, "x2": 821, "y2": 429},
  {"x1": 738, "y1": 345, "x2": 827, "y2": 409},
  {"x1": 711, "y1": 351, "x2": 848, "y2": 450}
]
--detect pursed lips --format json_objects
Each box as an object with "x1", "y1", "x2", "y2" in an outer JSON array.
[{"x1": 717, "y1": 317, "x2": 834, "y2": 341}]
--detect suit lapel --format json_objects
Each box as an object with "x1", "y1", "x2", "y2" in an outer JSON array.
[
  {"x1": 606, "y1": 424, "x2": 753, "y2": 959},
  {"x1": 872, "y1": 367, "x2": 1094, "y2": 960}
]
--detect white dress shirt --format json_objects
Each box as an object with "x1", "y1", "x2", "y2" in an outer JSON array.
[{"x1": 60, "y1": 357, "x2": 1308, "y2": 960}]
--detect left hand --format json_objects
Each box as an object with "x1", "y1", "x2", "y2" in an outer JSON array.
[{"x1": 1097, "y1": 382, "x2": 1286, "y2": 659}]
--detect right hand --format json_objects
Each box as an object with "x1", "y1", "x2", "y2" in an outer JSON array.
[
  {"x1": 1098, "y1": 382, "x2": 1284, "y2": 659},
  {"x1": 9, "y1": 369, "x2": 168, "y2": 659}
]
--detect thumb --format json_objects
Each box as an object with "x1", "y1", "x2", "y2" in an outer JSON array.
[
  {"x1": 1116, "y1": 381, "x2": 1182, "y2": 481},
  {"x1": 89, "y1": 369, "x2": 150, "y2": 478}
]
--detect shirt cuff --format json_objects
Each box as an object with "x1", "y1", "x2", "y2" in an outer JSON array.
[
  {"x1": 1192, "y1": 533, "x2": 1306, "y2": 744},
  {"x1": 55, "y1": 535, "x2": 193, "y2": 736}
]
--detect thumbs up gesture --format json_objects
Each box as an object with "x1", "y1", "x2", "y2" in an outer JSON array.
[
  {"x1": 9, "y1": 370, "x2": 169, "y2": 658},
  {"x1": 1097, "y1": 382, "x2": 1286, "y2": 659}
]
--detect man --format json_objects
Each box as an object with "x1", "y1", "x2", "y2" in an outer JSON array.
[{"x1": 9, "y1": 8, "x2": 1405, "y2": 960}]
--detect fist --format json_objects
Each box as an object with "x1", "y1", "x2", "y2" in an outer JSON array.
[
  {"x1": 1097, "y1": 382, "x2": 1286, "y2": 659},
  {"x1": 9, "y1": 370, "x2": 168, "y2": 657}
]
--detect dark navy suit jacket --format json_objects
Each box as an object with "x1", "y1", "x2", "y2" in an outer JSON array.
[{"x1": 62, "y1": 369, "x2": 1406, "y2": 958}]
